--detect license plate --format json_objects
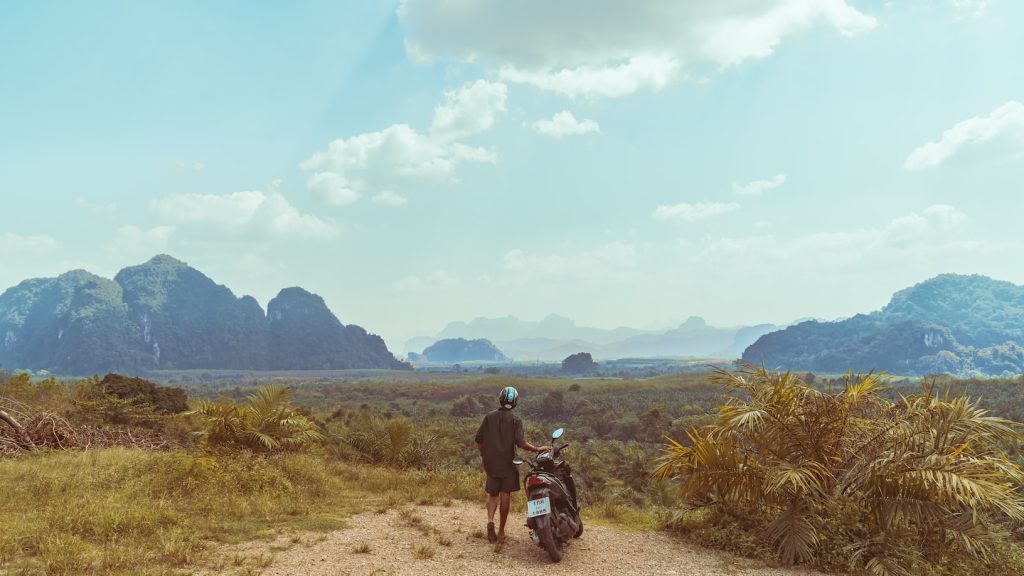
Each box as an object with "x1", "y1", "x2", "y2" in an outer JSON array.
[{"x1": 527, "y1": 497, "x2": 551, "y2": 518}]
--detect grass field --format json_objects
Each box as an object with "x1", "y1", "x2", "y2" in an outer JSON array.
[{"x1": 4, "y1": 369, "x2": 1024, "y2": 575}]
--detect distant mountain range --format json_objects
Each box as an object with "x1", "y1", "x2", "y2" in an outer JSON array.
[
  {"x1": 405, "y1": 314, "x2": 779, "y2": 362},
  {"x1": 744, "y1": 274, "x2": 1024, "y2": 377},
  {"x1": 0, "y1": 255, "x2": 408, "y2": 375}
]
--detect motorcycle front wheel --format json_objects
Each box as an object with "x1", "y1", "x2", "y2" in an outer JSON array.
[{"x1": 537, "y1": 515, "x2": 563, "y2": 563}]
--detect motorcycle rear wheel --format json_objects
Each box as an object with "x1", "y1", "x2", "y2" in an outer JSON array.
[{"x1": 538, "y1": 516, "x2": 563, "y2": 563}]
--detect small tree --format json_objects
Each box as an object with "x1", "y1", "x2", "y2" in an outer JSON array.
[
  {"x1": 190, "y1": 385, "x2": 323, "y2": 453},
  {"x1": 561, "y1": 352, "x2": 597, "y2": 374}
]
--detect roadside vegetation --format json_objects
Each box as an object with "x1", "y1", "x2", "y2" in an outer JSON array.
[
  {"x1": 2, "y1": 366, "x2": 1024, "y2": 575},
  {"x1": 655, "y1": 364, "x2": 1024, "y2": 576}
]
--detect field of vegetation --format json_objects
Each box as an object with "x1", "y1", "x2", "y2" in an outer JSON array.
[{"x1": 2, "y1": 366, "x2": 1024, "y2": 575}]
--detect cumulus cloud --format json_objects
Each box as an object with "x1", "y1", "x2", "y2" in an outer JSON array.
[
  {"x1": 151, "y1": 188, "x2": 336, "y2": 239},
  {"x1": 372, "y1": 190, "x2": 409, "y2": 207},
  {"x1": 733, "y1": 174, "x2": 786, "y2": 196},
  {"x1": 301, "y1": 81, "x2": 506, "y2": 204},
  {"x1": 398, "y1": 0, "x2": 876, "y2": 98},
  {"x1": 115, "y1": 225, "x2": 175, "y2": 248},
  {"x1": 904, "y1": 101, "x2": 1024, "y2": 170},
  {"x1": 533, "y1": 111, "x2": 601, "y2": 138},
  {"x1": 652, "y1": 201, "x2": 740, "y2": 222},
  {"x1": 430, "y1": 80, "x2": 508, "y2": 141},
  {"x1": 308, "y1": 172, "x2": 360, "y2": 206},
  {"x1": 0, "y1": 233, "x2": 58, "y2": 256},
  {"x1": 503, "y1": 242, "x2": 636, "y2": 281},
  {"x1": 501, "y1": 55, "x2": 679, "y2": 99}
]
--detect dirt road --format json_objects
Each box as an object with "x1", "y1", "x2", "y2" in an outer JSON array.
[{"x1": 208, "y1": 502, "x2": 827, "y2": 576}]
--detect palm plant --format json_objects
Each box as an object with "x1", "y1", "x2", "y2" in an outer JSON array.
[
  {"x1": 654, "y1": 363, "x2": 1024, "y2": 575},
  {"x1": 341, "y1": 417, "x2": 437, "y2": 469},
  {"x1": 190, "y1": 385, "x2": 323, "y2": 453}
]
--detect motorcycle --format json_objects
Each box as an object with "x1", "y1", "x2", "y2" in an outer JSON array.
[{"x1": 513, "y1": 427, "x2": 582, "y2": 562}]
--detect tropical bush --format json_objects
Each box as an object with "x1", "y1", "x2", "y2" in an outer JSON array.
[
  {"x1": 99, "y1": 373, "x2": 188, "y2": 414},
  {"x1": 654, "y1": 363, "x2": 1024, "y2": 575},
  {"x1": 190, "y1": 385, "x2": 323, "y2": 452}
]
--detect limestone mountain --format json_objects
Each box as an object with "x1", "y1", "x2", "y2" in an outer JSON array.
[
  {"x1": 115, "y1": 255, "x2": 268, "y2": 370},
  {"x1": 410, "y1": 338, "x2": 508, "y2": 364},
  {"x1": 743, "y1": 274, "x2": 1024, "y2": 377},
  {"x1": 266, "y1": 287, "x2": 404, "y2": 370},
  {"x1": 0, "y1": 255, "x2": 407, "y2": 375},
  {"x1": 0, "y1": 270, "x2": 147, "y2": 375}
]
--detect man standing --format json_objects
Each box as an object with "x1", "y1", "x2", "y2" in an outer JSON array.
[{"x1": 475, "y1": 386, "x2": 550, "y2": 543}]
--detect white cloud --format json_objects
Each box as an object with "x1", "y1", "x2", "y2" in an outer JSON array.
[
  {"x1": 0, "y1": 233, "x2": 58, "y2": 256},
  {"x1": 115, "y1": 225, "x2": 175, "y2": 249},
  {"x1": 302, "y1": 81, "x2": 506, "y2": 203},
  {"x1": 533, "y1": 111, "x2": 601, "y2": 138},
  {"x1": 699, "y1": 0, "x2": 877, "y2": 68},
  {"x1": 652, "y1": 201, "x2": 740, "y2": 222},
  {"x1": 308, "y1": 172, "x2": 360, "y2": 206},
  {"x1": 500, "y1": 55, "x2": 679, "y2": 99},
  {"x1": 904, "y1": 101, "x2": 1024, "y2": 170},
  {"x1": 923, "y1": 204, "x2": 968, "y2": 229},
  {"x1": 399, "y1": 0, "x2": 876, "y2": 98},
  {"x1": 430, "y1": 80, "x2": 508, "y2": 141},
  {"x1": 372, "y1": 190, "x2": 409, "y2": 207},
  {"x1": 733, "y1": 174, "x2": 786, "y2": 196},
  {"x1": 503, "y1": 242, "x2": 636, "y2": 281},
  {"x1": 151, "y1": 189, "x2": 336, "y2": 239}
]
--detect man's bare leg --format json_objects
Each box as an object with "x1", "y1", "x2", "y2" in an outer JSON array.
[
  {"x1": 498, "y1": 492, "x2": 511, "y2": 540},
  {"x1": 486, "y1": 494, "x2": 499, "y2": 542},
  {"x1": 487, "y1": 494, "x2": 499, "y2": 522}
]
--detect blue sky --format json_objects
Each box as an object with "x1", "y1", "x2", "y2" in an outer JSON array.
[{"x1": 2, "y1": 0, "x2": 1022, "y2": 350}]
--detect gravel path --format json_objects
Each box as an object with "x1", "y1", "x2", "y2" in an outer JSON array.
[{"x1": 205, "y1": 502, "x2": 828, "y2": 576}]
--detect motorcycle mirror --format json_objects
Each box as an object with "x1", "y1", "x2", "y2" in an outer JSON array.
[
  {"x1": 512, "y1": 458, "x2": 524, "y2": 466},
  {"x1": 551, "y1": 428, "x2": 564, "y2": 440}
]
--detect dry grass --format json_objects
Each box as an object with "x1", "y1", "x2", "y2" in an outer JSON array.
[
  {"x1": 0, "y1": 448, "x2": 481, "y2": 575},
  {"x1": 412, "y1": 545, "x2": 435, "y2": 560}
]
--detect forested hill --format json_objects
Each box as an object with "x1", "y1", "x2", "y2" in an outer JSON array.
[
  {"x1": 0, "y1": 255, "x2": 408, "y2": 375},
  {"x1": 744, "y1": 274, "x2": 1024, "y2": 377},
  {"x1": 410, "y1": 338, "x2": 508, "y2": 363}
]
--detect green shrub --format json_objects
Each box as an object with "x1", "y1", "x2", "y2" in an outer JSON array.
[
  {"x1": 655, "y1": 363, "x2": 1024, "y2": 575},
  {"x1": 189, "y1": 385, "x2": 323, "y2": 453}
]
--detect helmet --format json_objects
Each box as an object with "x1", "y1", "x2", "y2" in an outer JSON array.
[{"x1": 498, "y1": 386, "x2": 519, "y2": 409}]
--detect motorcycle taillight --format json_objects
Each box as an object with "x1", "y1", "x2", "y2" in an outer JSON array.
[{"x1": 526, "y1": 476, "x2": 547, "y2": 487}]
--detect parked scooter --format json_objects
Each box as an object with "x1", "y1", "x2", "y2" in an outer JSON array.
[{"x1": 514, "y1": 427, "x2": 582, "y2": 562}]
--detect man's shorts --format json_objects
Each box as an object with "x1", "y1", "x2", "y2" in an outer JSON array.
[{"x1": 485, "y1": 473, "x2": 521, "y2": 496}]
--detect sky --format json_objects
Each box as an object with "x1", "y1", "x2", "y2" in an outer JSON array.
[{"x1": 1, "y1": 0, "x2": 1023, "y2": 352}]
